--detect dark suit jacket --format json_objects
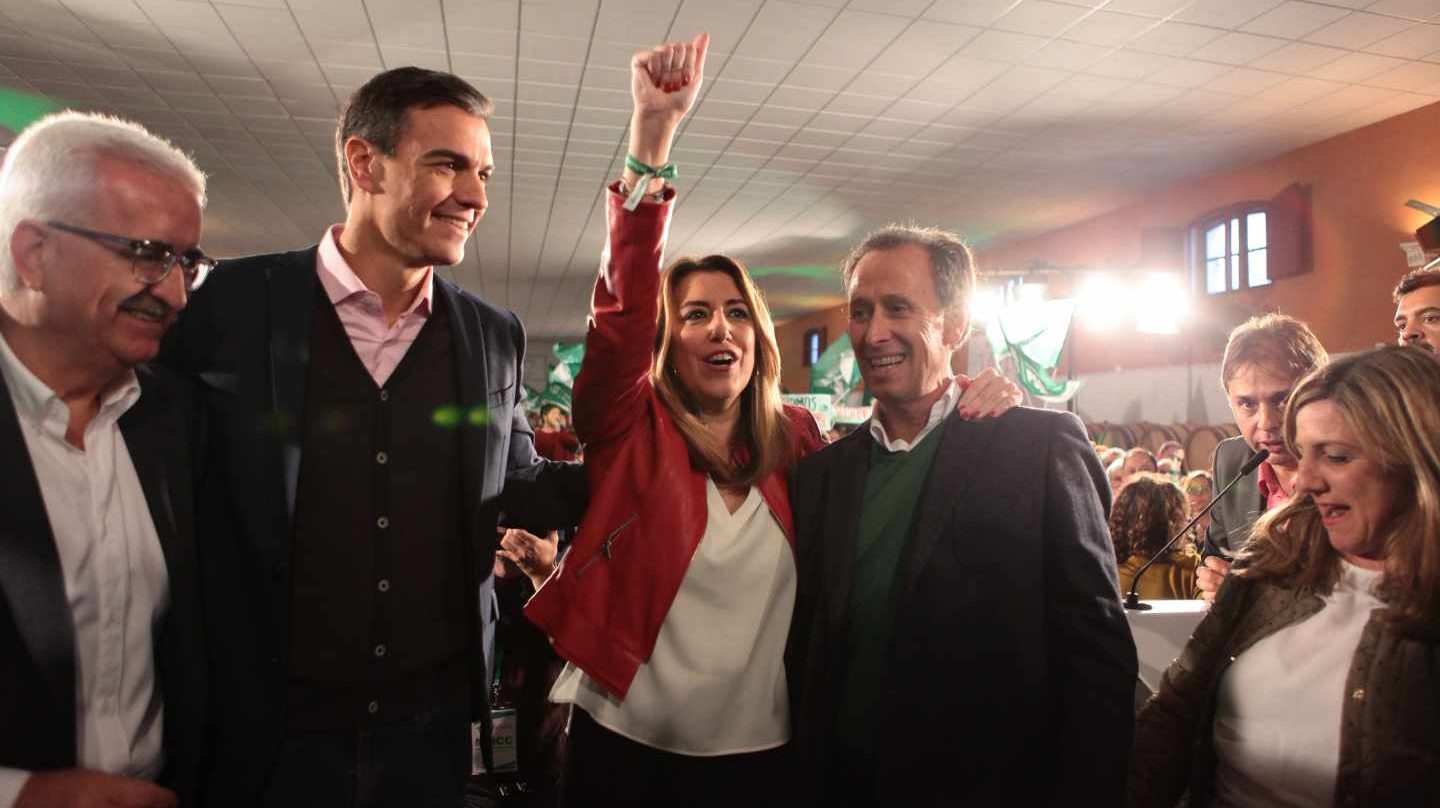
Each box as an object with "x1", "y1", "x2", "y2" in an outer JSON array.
[
  {"x1": 157, "y1": 247, "x2": 581, "y2": 805},
  {"x1": 1202, "y1": 436, "x2": 1263, "y2": 557},
  {"x1": 786, "y1": 407, "x2": 1138, "y2": 807},
  {"x1": 0, "y1": 364, "x2": 206, "y2": 805}
]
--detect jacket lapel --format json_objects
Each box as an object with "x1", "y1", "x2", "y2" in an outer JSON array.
[
  {"x1": 822, "y1": 430, "x2": 872, "y2": 634},
  {"x1": 0, "y1": 372, "x2": 75, "y2": 725},
  {"x1": 899, "y1": 411, "x2": 998, "y2": 595},
  {"x1": 118, "y1": 368, "x2": 188, "y2": 622},
  {"x1": 265, "y1": 250, "x2": 317, "y2": 523}
]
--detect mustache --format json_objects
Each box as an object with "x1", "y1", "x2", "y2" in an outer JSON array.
[{"x1": 118, "y1": 292, "x2": 173, "y2": 319}]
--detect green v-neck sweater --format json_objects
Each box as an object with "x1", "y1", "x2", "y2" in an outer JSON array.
[{"x1": 834, "y1": 420, "x2": 947, "y2": 764}]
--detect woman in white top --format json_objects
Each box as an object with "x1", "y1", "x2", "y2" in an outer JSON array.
[
  {"x1": 523, "y1": 32, "x2": 1018, "y2": 808},
  {"x1": 1128, "y1": 345, "x2": 1440, "y2": 808}
]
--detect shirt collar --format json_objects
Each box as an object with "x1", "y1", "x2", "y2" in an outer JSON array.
[
  {"x1": 1256, "y1": 459, "x2": 1293, "y2": 506},
  {"x1": 0, "y1": 330, "x2": 141, "y2": 440},
  {"x1": 316, "y1": 224, "x2": 434, "y2": 318},
  {"x1": 868, "y1": 377, "x2": 960, "y2": 453}
]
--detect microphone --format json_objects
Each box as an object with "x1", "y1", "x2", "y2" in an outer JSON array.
[{"x1": 1122, "y1": 448, "x2": 1269, "y2": 611}]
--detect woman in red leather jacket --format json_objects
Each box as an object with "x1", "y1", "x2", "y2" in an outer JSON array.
[{"x1": 524, "y1": 33, "x2": 1016, "y2": 808}]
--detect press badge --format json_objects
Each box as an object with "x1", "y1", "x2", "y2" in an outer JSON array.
[{"x1": 470, "y1": 709, "x2": 519, "y2": 775}]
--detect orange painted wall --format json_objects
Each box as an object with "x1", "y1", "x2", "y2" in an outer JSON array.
[
  {"x1": 973, "y1": 99, "x2": 1440, "y2": 375},
  {"x1": 776, "y1": 304, "x2": 848, "y2": 394}
]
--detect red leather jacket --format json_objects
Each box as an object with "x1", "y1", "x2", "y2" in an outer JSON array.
[{"x1": 524, "y1": 186, "x2": 823, "y2": 698}]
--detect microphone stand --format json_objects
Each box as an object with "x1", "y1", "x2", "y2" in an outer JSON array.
[{"x1": 1122, "y1": 448, "x2": 1269, "y2": 611}]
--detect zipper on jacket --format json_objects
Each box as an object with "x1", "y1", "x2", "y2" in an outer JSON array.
[{"x1": 573, "y1": 512, "x2": 637, "y2": 578}]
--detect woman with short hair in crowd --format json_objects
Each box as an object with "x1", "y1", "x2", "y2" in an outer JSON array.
[
  {"x1": 1128, "y1": 346, "x2": 1440, "y2": 808},
  {"x1": 1113, "y1": 473, "x2": 1199, "y2": 600}
]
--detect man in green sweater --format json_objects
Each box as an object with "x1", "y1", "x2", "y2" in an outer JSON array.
[{"x1": 785, "y1": 225, "x2": 1137, "y2": 807}]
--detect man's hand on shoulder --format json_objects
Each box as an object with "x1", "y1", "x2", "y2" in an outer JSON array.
[{"x1": 15, "y1": 770, "x2": 176, "y2": 808}]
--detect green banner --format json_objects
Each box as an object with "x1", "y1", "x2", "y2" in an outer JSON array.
[
  {"x1": 782, "y1": 393, "x2": 833, "y2": 432},
  {"x1": 982, "y1": 300, "x2": 1082, "y2": 403},
  {"x1": 810, "y1": 333, "x2": 861, "y2": 401}
]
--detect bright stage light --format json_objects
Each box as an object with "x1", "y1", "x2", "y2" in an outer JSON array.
[
  {"x1": 969, "y1": 286, "x2": 1005, "y2": 326},
  {"x1": 1135, "y1": 272, "x2": 1189, "y2": 335},
  {"x1": 1076, "y1": 274, "x2": 1131, "y2": 332}
]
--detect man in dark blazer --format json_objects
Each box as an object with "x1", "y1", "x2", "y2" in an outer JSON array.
[
  {"x1": 1197, "y1": 314, "x2": 1328, "y2": 599},
  {"x1": 786, "y1": 225, "x2": 1137, "y2": 807},
  {"x1": 158, "y1": 68, "x2": 579, "y2": 808},
  {"x1": 0, "y1": 113, "x2": 208, "y2": 807}
]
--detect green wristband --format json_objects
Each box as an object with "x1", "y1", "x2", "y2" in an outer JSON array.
[{"x1": 622, "y1": 155, "x2": 677, "y2": 210}]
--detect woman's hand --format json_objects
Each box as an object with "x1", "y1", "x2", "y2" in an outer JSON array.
[
  {"x1": 956, "y1": 366, "x2": 1023, "y2": 420},
  {"x1": 497, "y1": 528, "x2": 560, "y2": 591},
  {"x1": 626, "y1": 34, "x2": 709, "y2": 191}
]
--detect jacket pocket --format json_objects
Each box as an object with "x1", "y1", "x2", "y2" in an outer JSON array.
[{"x1": 573, "y1": 512, "x2": 637, "y2": 579}]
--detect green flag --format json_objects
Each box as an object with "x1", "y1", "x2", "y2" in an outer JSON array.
[
  {"x1": 983, "y1": 300, "x2": 1083, "y2": 403},
  {"x1": 810, "y1": 333, "x2": 861, "y2": 400}
]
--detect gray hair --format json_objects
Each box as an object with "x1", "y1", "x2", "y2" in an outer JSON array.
[
  {"x1": 839, "y1": 223, "x2": 976, "y2": 319},
  {"x1": 0, "y1": 111, "x2": 207, "y2": 292}
]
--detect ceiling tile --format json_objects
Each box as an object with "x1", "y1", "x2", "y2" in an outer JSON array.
[
  {"x1": 1174, "y1": 0, "x2": 1282, "y2": 29},
  {"x1": 1086, "y1": 48, "x2": 1178, "y2": 79},
  {"x1": 1148, "y1": 57, "x2": 1232, "y2": 88},
  {"x1": 1249, "y1": 42, "x2": 1348, "y2": 73},
  {"x1": 1241, "y1": 2, "x2": 1353, "y2": 39},
  {"x1": 957, "y1": 29, "x2": 1049, "y2": 63},
  {"x1": 1206, "y1": 67, "x2": 1291, "y2": 95},
  {"x1": 803, "y1": 10, "x2": 908, "y2": 70},
  {"x1": 1304, "y1": 12, "x2": 1414, "y2": 49},
  {"x1": 1188, "y1": 32, "x2": 1288, "y2": 65},
  {"x1": 1309, "y1": 50, "x2": 1408, "y2": 81},
  {"x1": 992, "y1": 0, "x2": 1091, "y2": 37},
  {"x1": 1062, "y1": 11, "x2": 1155, "y2": 47},
  {"x1": 869, "y1": 20, "x2": 980, "y2": 77},
  {"x1": 1367, "y1": 22, "x2": 1440, "y2": 58},
  {"x1": 924, "y1": 0, "x2": 1022, "y2": 27},
  {"x1": 732, "y1": 1, "x2": 837, "y2": 62},
  {"x1": 1363, "y1": 0, "x2": 1440, "y2": 21},
  {"x1": 1130, "y1": 22, "x2": 1226, "y2": 57},
  {"x1": 1025, "y1": 39, "x2": 1110, "y2": 70},
  {"x1": 1368, "y1": 58, "x2": 1440, "y2": 91},
  {"x1": 1101, "y1": 0, "x2": 1193, "y2": 18}
]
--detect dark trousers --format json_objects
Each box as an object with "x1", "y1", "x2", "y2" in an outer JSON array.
[
  {"x1": 560, "y1": 708, "x2": 792, "y2": 808},
  {"x1": 261, "y1": 701, "x2": 471, "y2": 808}
]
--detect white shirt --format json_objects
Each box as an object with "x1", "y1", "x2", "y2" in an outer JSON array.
[
  {"x1": 867, "y1": 377, "x2": 961, "y2": 452},
  {"x1": 0, "y1": 335, "x2": 170, "y2": 808},
  {"x1": 1212, "y1": 563, "x2": 1385, "y2": 808},
  {"x1": 550, "y1": 479, "x2": 794, "y2": 755}
]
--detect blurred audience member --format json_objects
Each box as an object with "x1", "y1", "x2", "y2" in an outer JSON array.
[
  {"x1": 1393, "y1": 266, "x2": 1440, "y2": 354},
  {"x1": 1099, "y1": 445, "x2": 1125, "y2": 469},
  {"x1": 1123, "y1": 447, "x2": 1159, "y2": 478},
  {"x1": 1199, "y1": 314, "x2": 1328, "y2": 602},
  {"x1": 1182, "y1": 470, "x2": 1215, "y2": 541},
  {"x1": 1129, "y1": 346, "x2": 1440, "y2": 808},
  {"x1": 1156, "y1": 440, "x2": 1184, "y2": 466},
  {"x1": 1156, "y1": 457, "x2": 1182, "y2": 479},
  {"x1": 533, "y1": 403, "x2": 579, "y2": 462},
  {"x1": 1108, "y1": 458, "x2": 1128, "y2": 494},
  {"x1": 1113, "y1": 474, "x2": 1198, "y2": 600}
]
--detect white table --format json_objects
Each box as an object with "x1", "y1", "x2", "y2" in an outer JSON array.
[{"x1": 1125, "y1": 599, "x2": 1208, "y2": 694}]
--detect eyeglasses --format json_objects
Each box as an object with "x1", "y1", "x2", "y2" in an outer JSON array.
[{"x1": 47, "y1": 221, "x2": 216, "y2": 292}]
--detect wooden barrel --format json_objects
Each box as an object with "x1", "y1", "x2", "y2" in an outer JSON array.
[
  {"x1": 1095, "y1": 423, "x2": 1136, "y2": 449},
  {"x1": 1184, "y1": 425, "x2": 1233, "y2": 475},
  {"x1": 1136, "y1": 423, "x2": 1183, "y2": 454}
]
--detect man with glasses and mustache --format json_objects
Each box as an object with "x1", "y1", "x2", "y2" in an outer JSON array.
[{"x1": 0, "y1": 112, "x2": 211, "y2": 808}]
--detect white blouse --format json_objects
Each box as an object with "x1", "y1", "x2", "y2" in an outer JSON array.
[
  {"x1": 550, "y1": 478, "x2": 795, "y2": 756},
  {"x1": 1212, "y1": 562, "x2": 1385, "y2": 808}
]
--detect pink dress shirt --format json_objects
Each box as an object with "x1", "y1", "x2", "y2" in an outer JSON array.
[
  {"x1": 1256, "y1": 460, "x2": 1294, "y2": 512},
  {"x1": 315, "y1": 225, "x2": 434, "y2": 387}
]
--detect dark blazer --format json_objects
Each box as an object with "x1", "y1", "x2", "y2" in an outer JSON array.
[
  {"x1": 1202, "y1": 436, "x2": 1263, "y2": 557},
  {"x1": 157, "y1": 247, "x2": 580, "y2": 804},
  {"x1": 786, "y1": 407, "x2": 1138, "y2": 807},
  {"x1": 0, "y1": 364, "x2": 206, "y2": 805}
]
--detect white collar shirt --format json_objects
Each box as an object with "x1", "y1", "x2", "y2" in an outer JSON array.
[
  {"x1": 0, "y1": 334, "x2": 169, "y2": 806},
  {"x1": 867, "y1": 377, "x2": 961, "y2": 453}
]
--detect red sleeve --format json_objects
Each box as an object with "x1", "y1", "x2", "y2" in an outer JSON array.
[{"x1": 571, "y1": 184, "x2": 673, "y2": 446}]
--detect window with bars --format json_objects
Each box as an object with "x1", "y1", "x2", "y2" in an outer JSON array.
[{"x1": 1201, "y1": 208, "x2": 1270, "y2": 295}]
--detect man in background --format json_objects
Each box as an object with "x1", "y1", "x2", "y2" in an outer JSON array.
[
  {"x1": 0, "y1": 112, "x2": 209, "y2": 808},
  {"x1": 1394, "y1": 266, "x2": 1440, "y2": 353},
  {"x1": 1197, "y1": 314, "x2": 1328, "y2": 601}
]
